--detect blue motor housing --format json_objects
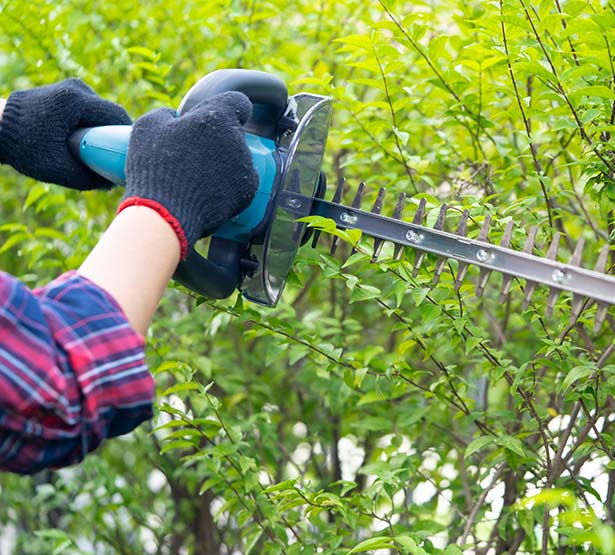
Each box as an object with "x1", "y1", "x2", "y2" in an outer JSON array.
[{"x1": 69, "y1": 125, "x2": 279, "y2": 242}]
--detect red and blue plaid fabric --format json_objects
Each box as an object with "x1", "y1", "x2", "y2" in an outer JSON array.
[{"x1": 0, "y1": 270, "x2": 154, "y2": 474}]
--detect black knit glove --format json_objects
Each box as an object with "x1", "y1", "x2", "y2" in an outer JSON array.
[
  {"x1": 119, "y1": 91, "x2": 258, "y2": 259},
  {"x1": 0, "y1": 79, "x2": 131, "y2": 190}
]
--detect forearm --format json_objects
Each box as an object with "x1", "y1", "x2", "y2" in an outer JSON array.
[{"x1": 78, "y1": 205, "x2": 181, "y2": 335}]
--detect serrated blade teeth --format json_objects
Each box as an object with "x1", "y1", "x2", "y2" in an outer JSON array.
[
  {"x1": 522, "y1": 282, "x2": 538, "y2": 311},
  {"x1": 569, "y1": 239, "x2": 586, "y2": 325},
  {"x1": 392, "y1": 192, "x2": 406, "y2": 260},
  {"x1": 523, "y1": 225, "x2": 538, "y2": 253},
  {"x1": 594, "y1": 303, "x2": 609, "y2": 333},
  {"x1": 546, "y1": 232, "x2": 561, "y2": 258},
  {"x1": 498, "y1": 221, "x2": 515, "y2": 303},
  {"x1": 454, "y1": 211, "x2": 470, "y2": 291},
  {"x1": 431, "y1": 204, "x2": 449, "y2": 285},
  {"x1": 351, "y1": 182, "x2": 366, "y2": 208},
  {"x1": 456, "y1": 210, "x2": 469, "y2": 236},
  {"x1": 593, "y1": 245, "x2": 610, "y2": 332},
  {"x1": 317, "y1": 180, "x2": 614, "y2": 332},
  {"x1": 332, "y1": 176, "x2": 345, "y2": 204},
  {"x1": 475, "y1": 215, "x2": 492, "y2": 298},
  {"x1": 454, "y1": 267, "x2": 468, "y2": 291},
  {"x1": 433, "y1": 258, "x2": 447, "y2": 285},
  {"x1": 370, "y1": 188, "x2": 386, "y2": 262},
  {"x1": 412, "y1": 198, "x2": 426, "y2": 225},
  {"x1": 545, "y1": 288, "x2": 559, "y2": 317},
  {"x1": 348, "y1": 182, "x2": 366, "y2": 256},
  {"x1": 595, "y1": 244, "x2": 609, "y2": 273},
  {"x1": 501, "y1": 221, "x2": 514, "y2": 248},
  {"x1": 411, "y1": 198, "x2": 427, "y2": 275},
  {"x1": 434, "y1": 204, "x2": 448, "y2": 230},
  {"x1": 570, "y1": 238, "x2": 584, "y2": 266},
  {"x1": 477, "y1": 214, "x2": 491, "y2": 242},
  {"x1": 520, "y1": 226, "x2": 539, "y2": 310},
  {"x1": 544, "y1": 232, "x2": 561, "y2": 317},
  {"x1": 393, "y1": 192, "x2": 406, "y2": 219}
]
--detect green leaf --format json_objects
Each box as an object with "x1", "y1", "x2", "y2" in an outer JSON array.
[
  {"x1": 496, "y1": 435, "x2": 526, "y2": 458},
  {"x1": 569, "y1": 85, "x2": 615, "y2": 101},
  {"x1": 160, "y1": 440, "x2": 195, "y2": 454},
  {"x1": 23, "y1": 184, "x2": 48, "y2": 211},
  {"x1": 347, "y1": 537, "x2": 397, "y2": 553},
  {"x1": 410, "y1": 287, "x2": 430, "y2": 306},
  {"x1": 161, "y1": 381, "x2": 201, "y2": 396},
  {"x1": 350, "y1": 284, "x2": 381, "y2": 303},
  {"x1": 350, "y1": 416, "x2": 391, "y2": 431},
  {"x1": 395, "y1": 535, "x2": 429, "y2": 554},
  {"x1": 465, "y1": 436, "x2": 496, "y2": 458},
  {"x1": 126, "y1": 45, "x2": 158, "y2": 60},
  {"x1": 244, "y1": 529, "x2": 264, "y2": 555},
  {"x1": 558, "y1": 364, "x2": 595, "y2": 395}
]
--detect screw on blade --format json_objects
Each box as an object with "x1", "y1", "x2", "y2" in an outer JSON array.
[
  {"x1": 543, "y1": 232, "x2": 561, "y2": 317},
  {"x1": 498, "y1": 221, "x2": 515, "y2": 303},
  {"x1": 475, "y1": 215, "x2": 492, "y2": 297},
  {"x1": 568, "y1": 239, "x2": 586, "y2": 325},
  {"x1": 594, "y1": 245, "x2": 610, "y2": 332},
  {"x1": 370, "y1": 188, "x2": 386, "y2": 261},
  {"x1": 331, "y1": 180, "x2": 364, "y2": 254},
  {"x1": 432, "y1": 204, "x2": 449, "y2": 285},
  {"x1": 313, "y1": 177, "x2": 345, "y2": 248},
  {"x1": 392, "y1": 193, "x2": 406, "y2": 260},
  {"x1": 454, "y1": 210, "x2": 470, "y2": 291},
  {"x1": 411, "y1": 198, "x2": 427, "y2": 275},
  {"x1": 520, "y1": 226, "x2": 539, "y2": 310}
]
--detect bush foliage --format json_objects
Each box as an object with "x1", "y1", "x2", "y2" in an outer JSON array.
[{"x1": 1, "y1": 0, "x2": 615, "y2": 554}]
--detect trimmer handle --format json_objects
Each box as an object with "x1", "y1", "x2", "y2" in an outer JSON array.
[{"x1": 68, "y1": 69, "x2": 289, "y2": 300}]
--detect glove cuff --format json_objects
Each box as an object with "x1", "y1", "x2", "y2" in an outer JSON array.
[
  {"x1": 117, "y1": 197, "x2": 189, "y2": 260},
  {"x1": 0, "y1": 92, "x2": 26, "y2": 166}
]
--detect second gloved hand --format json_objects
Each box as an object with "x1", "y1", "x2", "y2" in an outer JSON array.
[
  {"x1": 119, "y1": 91, "x2": 259, "y2": 260},
  {"x1": 0, "y1": 79, "x2": 131, "y2": 189}
]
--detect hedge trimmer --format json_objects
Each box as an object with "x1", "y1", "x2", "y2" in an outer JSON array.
[{"x1": 69, "y1": 69, "x2": 615, "y2": 330}]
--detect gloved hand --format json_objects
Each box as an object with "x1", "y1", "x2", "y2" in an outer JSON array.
[
  {"x1": 118, "y1": 91, "x2": 259, "y2": 260},
  {"x1": 0, "y1": 78, "x2": 131, "y2": 190}
]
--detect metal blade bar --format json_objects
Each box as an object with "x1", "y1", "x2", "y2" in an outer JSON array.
[{"x1": 310, "y1": 198, "x2": 615, "y2": 305}]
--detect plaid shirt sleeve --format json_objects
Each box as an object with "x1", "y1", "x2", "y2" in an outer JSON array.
[{"x1": 0, "y1": 270, "x2": 155, "y2": 474}]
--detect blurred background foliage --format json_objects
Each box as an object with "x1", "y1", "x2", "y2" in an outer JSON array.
[{"x1": 1, "y1": 0, "x2": 615, "y2": 553}]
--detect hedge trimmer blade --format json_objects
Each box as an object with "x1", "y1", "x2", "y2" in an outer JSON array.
[{"x1": 292, "y1": 180, "x2": 615, "y2": 331}]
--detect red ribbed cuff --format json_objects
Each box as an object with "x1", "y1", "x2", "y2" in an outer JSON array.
[{"x1": 117, "y1": 197, "x2": 189, "y2": 260}]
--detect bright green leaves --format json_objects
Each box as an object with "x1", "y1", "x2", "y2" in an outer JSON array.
[{"x1": 2, "y1": 0, "x2": 615, "y2": 554}]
